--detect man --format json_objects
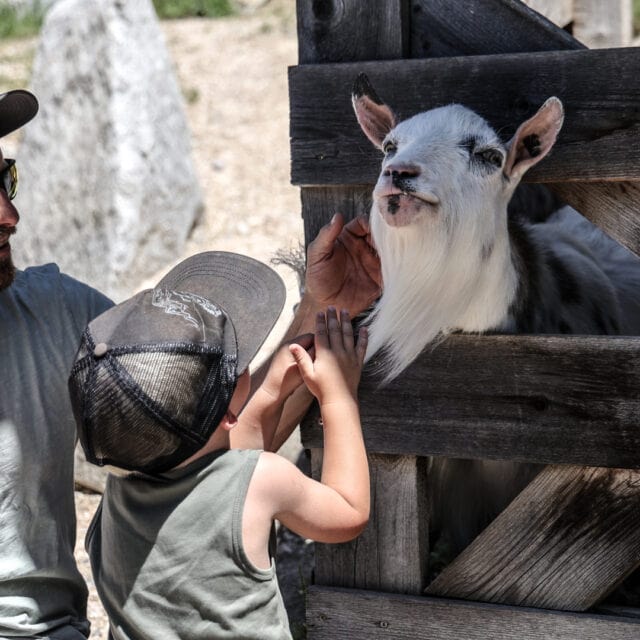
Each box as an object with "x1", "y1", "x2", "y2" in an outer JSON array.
[
  {"x1": 0, "y1": 89, "x2": 114, "y2": 639},
  {"x1": 0, "y1": 88, "x2": 381, "y2": 638}
]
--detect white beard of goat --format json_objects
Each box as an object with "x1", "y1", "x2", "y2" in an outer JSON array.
[{"x1": 352, "y1": 75, "x2": 640, "y2": 556}]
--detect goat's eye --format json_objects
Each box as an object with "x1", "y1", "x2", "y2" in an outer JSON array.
[
  {"x1": 477, "y1": 148, "x2": 503, "y2": 167},
  {"x1": 383, "y1": 140, "x2": 397, "y2": 155}
]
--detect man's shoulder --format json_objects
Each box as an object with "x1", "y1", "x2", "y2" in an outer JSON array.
[
  {"x1": 17, "y1": 263, "x2": 87, "y2": 293},
  {"x1": 13, "y1": 263, "x2": 113, "y2": 325},
  {"x1": 17, "y1": 261, "x2": 62, "y2": 283}
]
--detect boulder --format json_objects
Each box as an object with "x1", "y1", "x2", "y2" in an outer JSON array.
[{"x1": 14, "y1": 0, "x2": 203, "y2": 300}]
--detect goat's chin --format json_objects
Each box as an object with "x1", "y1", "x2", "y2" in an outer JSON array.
[{"x1": 376, "y1": 194, "x2": 437, "y2": 227}]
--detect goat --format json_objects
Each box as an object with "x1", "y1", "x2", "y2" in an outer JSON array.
[{"x1": 351, "y1": 74, "x2": 640, "y2": 562}]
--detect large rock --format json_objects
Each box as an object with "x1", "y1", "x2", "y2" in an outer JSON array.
[{"x1": 14, "y1": 0, "x2": 203, "y2": 300}]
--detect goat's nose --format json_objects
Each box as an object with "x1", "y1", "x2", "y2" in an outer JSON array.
[{"x1": 384, "y1": 163, "x2": 421, "y2": 180}]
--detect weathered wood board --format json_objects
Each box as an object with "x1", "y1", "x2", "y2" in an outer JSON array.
[
  {"x1": 426, "y1": 466, "x2": 640, "y2": 610},
  {"x1": 306, "y1": 586, "x2": 640, "y2": 640},
  {"x1": 296, "y1": 0, "x2": 409, "y2": 64},
  {"x1": 312, "y1": 452, "x2": 429, "y2": 594},
  {"x1": 290, "y1": 47, "x2": 640, "y2": 186},
  {"x1": 410, "y1": 0, "x2": 582, "y2": 59},
  {"x1": 301, "y1": 334, "x2": 640, "y2": 469}
]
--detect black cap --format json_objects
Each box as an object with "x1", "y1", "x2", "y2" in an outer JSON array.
[
  {"x1": 0, "y1": 90, "x2": 38, "y2": 138},
  {"x1": 68, "y1": 251, "x2": 286, "y2": 474}
]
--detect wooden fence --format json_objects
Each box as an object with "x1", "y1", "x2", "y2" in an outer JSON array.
[{"x1": 292, "y1": 1, "x2": 640, "y2": 638}]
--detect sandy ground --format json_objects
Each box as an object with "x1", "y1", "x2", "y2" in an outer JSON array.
[{"x1": 2, "y1": 4, "x2": 305, "y2": 638}]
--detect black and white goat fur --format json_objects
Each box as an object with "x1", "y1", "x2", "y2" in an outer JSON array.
[{"x1": 352, "y1": 74, "x2": 640, "y2": 558}]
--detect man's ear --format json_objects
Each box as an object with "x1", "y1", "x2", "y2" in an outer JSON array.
[
  {"x1": 352, "y1": 73, "x2": 397, "y2": 150},
  {"x1": 504, "y1": 97, "x2": 564, "y2": 182}
]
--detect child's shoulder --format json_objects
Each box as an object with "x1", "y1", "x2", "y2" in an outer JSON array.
[{"x1": 250, "y1": 451, "x2": 306, "y2": 497}]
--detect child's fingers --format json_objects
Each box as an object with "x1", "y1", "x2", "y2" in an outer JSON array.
[
  {"x1": 289, "y1": 343, "x2": 314, "y2": 379},
  {"x1": 355, "y1": 326, "x2": 368, "y2": 365}
]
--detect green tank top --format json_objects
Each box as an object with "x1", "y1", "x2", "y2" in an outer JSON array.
[{"x1": 87, "y1": 448, "x2": 292, "y2": 640}]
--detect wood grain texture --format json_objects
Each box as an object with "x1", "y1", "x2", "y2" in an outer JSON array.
[
  {"x1": 300, "y1": 186, "x2": 371, "y2": 246},
  {"x1": 296, "y1": 0, "x2": 409, "y2": 64},
  {"x1": 289, "y1": 47, "x2": 640, "y2": 186},
  {"x1": 426, "y1": 466, "x2": 640, "y2": 611},
  {"x1": 409, "y1": 0, "x2": 583, "y2": 59},
  {"x1": 548, "y1": 181, "x2": 640, "y2": 257},
  {"x1": 312, "y1": 451, "x2": 429, "y2": 594},
  {"x1": 306, "y1": 586, "x2": 640, "y2": 639},
  {"x1": 300, "y1": 334, "x2": 640, "y2": 469}
]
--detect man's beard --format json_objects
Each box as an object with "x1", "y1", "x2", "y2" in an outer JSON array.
[
  {"x1": 0, "y1": 226, "x2": 17, "y2": 291},
  {"x1": 0, "y1": 255, "x2": 16, "y2": 290}
]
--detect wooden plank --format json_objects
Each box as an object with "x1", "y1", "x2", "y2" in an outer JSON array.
[
  {"x1": 306, "y1": 586, "x2": 640, "y2": 639},
  {"x1": 296, "y1": 0, "x2": 409, "y2": 64},
  {"x1": 300, "y1": 186, "x2": 371, "y2": 246},
  {"x1": 410, "y1": 0, "x2": 582, "y2": 59},
  {"x1": 300, "y1": 334, "x2": 640, "y2": 469},
  {"x1": 297, "y1": 2, "x2": 430, "y2": 599},
  {"x1": 312, "y1": 451, "x2": 429, "y2": 594},
  {"x1": 289, "y1": 47, "x2": 640, "y2": 186},
  {"x1": 573, "y1": 0, "x2": 633, "y2": 48},
  {"x1": 426, "y1": 466, "x2": 640, "y2": 610},
  {"x1": 548, "y1": 181, "x2": 640, "y2": 257}
]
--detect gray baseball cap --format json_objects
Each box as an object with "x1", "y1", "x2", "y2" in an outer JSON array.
[{"x1": 68, "y1": 251, "x2": 286, "y2": 474}]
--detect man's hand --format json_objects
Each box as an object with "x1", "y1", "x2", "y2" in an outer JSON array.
[{"x1": 304, "y1": 213, "x2": 381, "y2": 318}]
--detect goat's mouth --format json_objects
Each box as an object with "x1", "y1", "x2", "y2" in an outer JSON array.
[{"x1": 376, "y1": 192, "x2": 439, "y2": 227}]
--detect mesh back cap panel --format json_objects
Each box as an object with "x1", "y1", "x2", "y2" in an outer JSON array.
[{"x1": 69, "y1": 289, "x2": 238, "y2": 473}]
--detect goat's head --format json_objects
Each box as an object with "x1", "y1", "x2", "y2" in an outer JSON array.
[
  {"x1": 351, "y1": 74, "x2": 564, "y2": 382},
  {"x1": 352, "y1": 73, "x2": 564, "y2": 240}
]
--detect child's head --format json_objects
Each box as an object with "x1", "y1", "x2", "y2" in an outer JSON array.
[{"x1": 68, "y1": 251, "x2": 285, "y2": 474}]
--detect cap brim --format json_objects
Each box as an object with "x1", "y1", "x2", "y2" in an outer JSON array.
[
  {"x1": 157, "y1": 252, "x2": 286, "y2": 372},
  {"x1": 0, "y1": 90, "x2": 38, "y2": 139}
]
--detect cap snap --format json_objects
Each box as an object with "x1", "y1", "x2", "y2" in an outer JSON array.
[{"x1": 94, "y1": 342, "x2": 109, "y2": 357}]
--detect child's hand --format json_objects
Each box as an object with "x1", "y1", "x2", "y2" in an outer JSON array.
[
  {"x1": 261, "y1": 334, "x2": 314, "y2": 401},
  {"x1": 289, "y1": 307, "x2": 367, "y2": 405}
]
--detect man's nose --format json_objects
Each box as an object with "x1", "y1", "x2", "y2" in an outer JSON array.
[{"x1": 0, "y1": 190, "x2": 19, "y2": 227}]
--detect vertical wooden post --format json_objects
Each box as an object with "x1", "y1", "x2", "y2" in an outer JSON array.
[{"x1": 295, "y1": 0, "x2": 430, "y2": 595}]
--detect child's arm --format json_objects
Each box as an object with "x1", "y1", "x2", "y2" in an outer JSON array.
[
  {"x1": 245, "y1": 308, "x2": 370, "y2": 545},
  {"x1": 231, "y1": 334, "x2": 313, "y2": 451}
]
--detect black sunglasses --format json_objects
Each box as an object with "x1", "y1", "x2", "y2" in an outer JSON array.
[{"x1": 0, "y1": 159, "x2": 18, "y2": 200}]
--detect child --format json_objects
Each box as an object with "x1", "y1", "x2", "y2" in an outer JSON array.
[{"x1": 68, "y1": 250, "x2": 369, "y2": 640}]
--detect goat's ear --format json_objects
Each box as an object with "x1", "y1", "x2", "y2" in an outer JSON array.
[
  {"x1": 504, "y1": 97, "x2": 564, "y2": 182},
  {"x1": 352, "y1": 73, "x2": 397, "y2": 150}
]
